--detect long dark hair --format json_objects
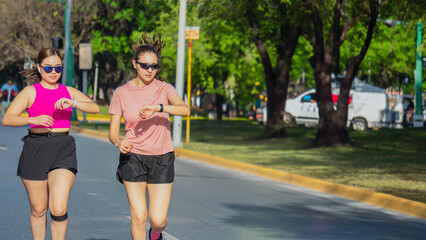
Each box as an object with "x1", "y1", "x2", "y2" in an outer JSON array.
[
  {"x1": 133, "y1": 33, "x2": 166, "y2": 79},
  {"x1": 20, "y1": 48, "x2": 62, "y2": 85}
]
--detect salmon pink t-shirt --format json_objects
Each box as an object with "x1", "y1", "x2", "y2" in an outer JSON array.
[{"x1": 109, "y1": 79, "x2": 178, "y2": 155}]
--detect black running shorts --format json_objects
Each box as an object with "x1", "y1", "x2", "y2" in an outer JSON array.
[
  {"x1": 116, "y1": 152, "x2": 175, "y2": 184},
  {"x1": 17, "y1": 133, "x2": 77, "y2": 180}
]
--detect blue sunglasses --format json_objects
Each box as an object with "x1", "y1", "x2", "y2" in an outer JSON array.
[{"x1": 40, "y1": 65, "x2": 63, "y2": 73}]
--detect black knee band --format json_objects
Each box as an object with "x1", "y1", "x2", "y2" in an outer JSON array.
[{"x1": 50, "y1": 212, "x2": 68, "y2": 221}]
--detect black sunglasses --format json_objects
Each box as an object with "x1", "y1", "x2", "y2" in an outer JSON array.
[
  {"x1": 135, "y1": 61, "x2": 160, "y2": 70},
  {"x1": 40, "y1": 65, "x2": 63, "y2": 73}
]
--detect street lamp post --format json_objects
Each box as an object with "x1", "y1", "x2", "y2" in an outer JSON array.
[
  {"x1": 41, "y1": 0, "x2": 73, "y2": 87},
  {"x1": 384, "y1": 19, "x2": 424, "y2": 127},
  {"x1": 63, "y1": 0, "x2": 74, "y2": 88},
  {"x1": 42, "y1": 0, "x2": 77, "y2": 120},
  {"x1": 413, "y1": 22, "x2": 423, "y2": 127}
]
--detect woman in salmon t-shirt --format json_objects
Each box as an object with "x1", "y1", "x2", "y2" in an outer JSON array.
[
  {"x1": 2, "y1": 48, "x2": 99, "y2": 239},
  {"x1": 109, "y1": 34, "x2": 189, "y2": 240}
]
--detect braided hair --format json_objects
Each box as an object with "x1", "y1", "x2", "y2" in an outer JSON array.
[{"x1": 133, "y1": 33, "x2": 166, "y2": 80}]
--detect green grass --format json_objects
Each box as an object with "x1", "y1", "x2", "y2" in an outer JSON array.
[
  {"x1": 75, "y1": 105, "x2": 110, "y2": 119},
  {"x1": 76, "y1": 119, "x2": 426, "y2": 203}
]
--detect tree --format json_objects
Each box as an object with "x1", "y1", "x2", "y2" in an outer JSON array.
[
  {"x1": 0, "y1": 0, "x2": 97, "y2": 86},
  {"x1": 199, "y1": 0, "x2": 305, "y2": 137},
  {"x1": 356, "y1": 0, "x2": 426, "y2": 93},
  {"x1": 0, "y1": 0, "x2": 62, "y2": 72},
  {"x1": 356, "y1": 22, "x2": 416, "y2": 91},
  {"x1": 289, "y1": 37, "x2": 315, "y2": 93},
  {"x1": 304, "y1": 0, "x2": 379, "y2": 146},
  {"x1": 193, "y1": 19, "x2": 264, "y2": 120},
  {"x1": 90, "y1": 0, "x2": 171, "y2": 101},
  {"x1": 151, "y1": 2, "x2": 265, "y2": 120}
]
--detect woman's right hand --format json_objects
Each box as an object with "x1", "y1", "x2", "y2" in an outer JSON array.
[
  {"x1": 29, "y1": 115, "x2": 54, "y2": 127},
  {"x1": 117, "y1": 139, "x2": 133, "y2": 154}
]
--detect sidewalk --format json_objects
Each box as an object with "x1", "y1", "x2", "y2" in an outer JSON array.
[{"x1": 70, "y1": 125, "x2": 426, "y2": 219}]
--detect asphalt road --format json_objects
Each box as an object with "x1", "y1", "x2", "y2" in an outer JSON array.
[{"x1": 0, "y1": 125, "x2": 425, "y2": 240}]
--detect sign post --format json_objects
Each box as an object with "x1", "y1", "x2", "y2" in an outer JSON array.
[
  {"x1": 78, "y1": 43, "x2": 93, "y2": 123},
  {"x1": 94, "y1": 62, "x2": 99, "y2": 101},
  {"x1": 185, "y1": 26, "x2": 199, "y2": 143}
]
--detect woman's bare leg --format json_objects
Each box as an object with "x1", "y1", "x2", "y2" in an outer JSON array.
[
  {"x1": 48, "y1": 169, "x2": 75, "y2": 240},
  {"x1": 124, "y1": 181, "x2": 148, "y2": 240},
  {"x1": 21, "y1": 178, "x2": 48, "y2": 240},
  {"x1": 147, "y1": 183, "x2": 173, "y2": 234}
]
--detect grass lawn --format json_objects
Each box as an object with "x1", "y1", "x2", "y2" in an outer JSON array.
[{"x1": 76, "y1": 119, "x2": 426, "y2": 203}]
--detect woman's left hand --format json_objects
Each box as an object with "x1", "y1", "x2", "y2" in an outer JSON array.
[
  {"x1": 139, "y1": 105, "x2": 161, "y2": 120},
  {"x1": 55, "y1": 98, "x2": 73, "y2": 110}
]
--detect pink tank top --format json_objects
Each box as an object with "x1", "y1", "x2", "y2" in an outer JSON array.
[{"x1": 27, "y1": 82, "x2": 72, "y2": 128}]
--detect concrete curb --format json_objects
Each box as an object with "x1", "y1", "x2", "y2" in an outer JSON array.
[{"x1": 70, "y1": 126, "x2": 426, "y2": 220}]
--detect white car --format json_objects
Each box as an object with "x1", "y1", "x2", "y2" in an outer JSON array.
[{"x1": 284, "y1": 89, "x2": 413, "y2": 131}]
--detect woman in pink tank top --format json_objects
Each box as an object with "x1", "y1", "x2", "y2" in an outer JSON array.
[
  {"x1": 109, "y1": 34, "x2": 189, "y2": 240},
  {"x1": 2, "y1": 48, "x2": 99, "y2": 239}
]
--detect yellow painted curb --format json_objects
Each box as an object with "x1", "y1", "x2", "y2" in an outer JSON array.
[{"x1": 70, "y1": 126, "x2": 426, "y2": 220}]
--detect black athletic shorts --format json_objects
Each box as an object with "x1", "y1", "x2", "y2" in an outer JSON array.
[
  {"x1": 116, "y1": 151, "x2": 175, "y2": 184},
  {"x1": 17, "y1": 132, "x2": 77, "y2": 180}
]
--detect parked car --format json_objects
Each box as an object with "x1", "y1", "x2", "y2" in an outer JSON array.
[{"x1": 284, "y1": 88, "x2": 414, "y2": 131}]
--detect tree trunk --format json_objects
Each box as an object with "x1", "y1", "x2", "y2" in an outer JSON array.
[
  {"x1": 212, "y1": 70, "x2": 228, "y2": 121},
  {"x1": 377, "y1": 65, "x2": 388, "y2": 88},
  {"x1": 235, "y1": 100, "x2": 240, "y2": 117},
  {"x1": 247, "y1": 9, "x2": 302, "y2": 137},
  {"x1": 310, "y1": 62, "x2": 346, "y2": 146},
  {"x1": 215, "y1": 93, "x2": 224, "y2": 121},
  {"x1": 308, "y1": 0, "x2": 378, "y2": 147},
  {"x1": 101, "y1": 85, "x2": 109, "y2": 102},
  {"x1": 264, "y1": 81, "x2": 286, "y2": 137}
]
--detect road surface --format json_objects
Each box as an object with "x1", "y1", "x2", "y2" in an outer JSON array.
[{"x1": 0, "y1": 125, "x2": 425, "y2": 239}]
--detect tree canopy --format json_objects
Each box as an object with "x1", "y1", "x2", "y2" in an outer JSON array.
[{"x1": 0, "y1": 0, "x2": 424, "y2": 141}]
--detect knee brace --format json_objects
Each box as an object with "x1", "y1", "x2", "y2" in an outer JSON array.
[{"x1": 50, "y1": 212, "x2": 68, "y2": 221}]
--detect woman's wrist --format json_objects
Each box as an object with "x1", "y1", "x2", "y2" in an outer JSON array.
[
  {"x1": 72, "y1": 99, "x2": 78, "y2": 108},
  {"x1": 27, "y1": 117, "x2": 35, "y2": 125},
  {"x1": 114, "y1": 139, "x2": 120, "y2": 147},
  {"x1": 158, "y1": 104, "x2": 164, "y2": 112}
]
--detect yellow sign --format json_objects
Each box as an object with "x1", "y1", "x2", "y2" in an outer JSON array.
[{"x1": 185, "y1": 26, "x2": 200, "y2": 40}]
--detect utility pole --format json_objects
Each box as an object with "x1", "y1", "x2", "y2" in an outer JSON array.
[{"x1": 172, "y1": 0, "x2": 187, "y2": 147}]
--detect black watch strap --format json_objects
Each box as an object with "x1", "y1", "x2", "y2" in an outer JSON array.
[{"x1": 159, "y1": 104, "x2": 164, "y2": 112}]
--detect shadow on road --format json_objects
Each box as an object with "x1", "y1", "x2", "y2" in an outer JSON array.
[{"x1": 220, "y1": 202, "x2": 425, "y2": 239}]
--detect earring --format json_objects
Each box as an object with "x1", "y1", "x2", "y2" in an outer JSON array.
[{"x1": 38, "y1": 67, "x2": 41, "y2": 73}]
